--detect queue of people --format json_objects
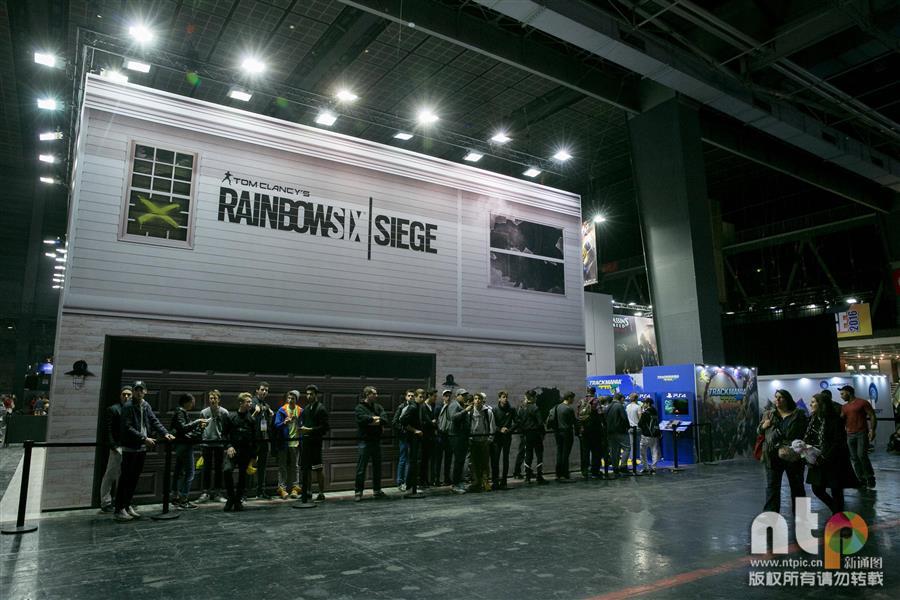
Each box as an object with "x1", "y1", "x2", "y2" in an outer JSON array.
[
  {"x1": 757, "y1": 384, "x2": 877, "y2": 516},
  {"x1": 101, "y1": 382, "x2": 667, "y2": 522}
]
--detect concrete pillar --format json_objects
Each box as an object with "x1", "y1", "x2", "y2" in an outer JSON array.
[
  {"x1": 627, "y1": 97, "x2": 724, "y2": 365},
  {"x1": 880, "y1": 202, "x2": 900, "y2": 327}
]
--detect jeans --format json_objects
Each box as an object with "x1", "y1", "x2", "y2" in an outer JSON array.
[
  {"x1": 608, "y1": 432, "x2": 631, "y2": 471},
  {"x1": 253, "y1": 440, "x2": 270, "y2": 494},
  {"x1": 201, "y1": 446, "x2": 224, "y2": 494},
  {"x1": 355, "y1": 439, "x2": 383, "y2": 493},
  {"x1": 172, "y1": 444, "x2": 195, "y2": 498},
  {"x1": 764, "y1": 457, "x2": 806, "y2": 514},
  {"x1": 277, "y1": 445, "x2": 299, "y2": 489},
  {"x1": 406, "y1": 436, "x2": 422, "y2": 492},
  {"x1": 846, "y1": 431, "x2": 874, "y2": 482},
  {"x1": 451, "y1": 435, "x2": 469, "y2": 485},
  {"x1": 420, "y1": 435, "x2": 434, "y2": 485},
  {"x1": 433, "y1": 432, "x2": 452, "y2": 484},
  {"x1": 115, "y1": 451, "x2": 146, "y2": 512},
  {"x1": 99, "y1": 449, "x2": 122, "y2": 506},
  {"x1": 555, "y1": 430, "x2": 574, "y2": 478},
  {"x1": 223, "y1": 447, "x2": 253, "y2": 503},
  {"x1": 579, "y1": 429, "x2": 604, "y2": 475},
  {"x1": 397, "y1": 439, "x2": 410, "y2": 486},
  {"x1": 491, "y1": 431, "x2": 512, "y2": 485},
  {"x1": 639, "y1": 436, "x2": 660, "y2": 470},
  {"x1": 513, "y1": 436, "x2": 526, "y2": 475},
  {"x1": 470, "y1": 440, "x2": 491, "y2": 490},
  {"x1": 523, "y1": 431, "x2": 544, "y2": 479},
  {"x1": 623, "y1": 427, "x2": 640, "y2": 470}
]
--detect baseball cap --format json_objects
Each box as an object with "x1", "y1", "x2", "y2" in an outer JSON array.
[
  {"x1": 441, "y1": 389, "x2": 452, "y2": 396},
  {"x1": 455, "y1": 388, "x2": 468, "y2": 396},
  {"x1": 120, "y1": 385, "x2": 132, "y2": 393},
  {"x1": 305, "y1": 384, "x2": 319, "y2": 393},
  {"x1": 838, "y1": 385, "x2": 854, "y2": 393},
  {"x1": 288, "y1": 390, "x2": 300, "y2": 398},
  {"x1": 132, "y1": 380, "x2": 146, "y2": 390}
]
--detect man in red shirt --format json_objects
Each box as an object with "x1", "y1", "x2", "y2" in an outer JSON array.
[{"x1": 839, "y1": 385, "x2": 876, "y2": 489}]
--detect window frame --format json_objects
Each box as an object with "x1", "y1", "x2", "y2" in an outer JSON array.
[
  {"x1": 487, "y1": 212, "x2": 568, "y2": 297},
  {"x1": 118, "y1": 139, "x2": 199, "y2": 249}
]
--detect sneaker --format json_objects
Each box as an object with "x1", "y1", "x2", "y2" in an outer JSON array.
[
  {"x1": 99, "y1": 504, "x2": 114, "y2": 513},
  {"x1": 127, "y1": 506, "x2": 142, "y2": 519},
  {"x1": 452, "y1": 485, "x2": 467, "y2": 494},
  {"x1": 182, "y1": 501, "x2": 199, "y2": 510},
  {"x1": 289, "y1": 486, "x2": 301, "y2": 499},
  {"x1": 372, "y1": 490, "x2": 386, "y2": 498},
  {"x1": 174, "y1": 500, "x2": 187, "y2": 511},
  {"x1": 315, "y1": 493, "x2": 326, "y2": 502},
  {"x1": 114, "y1": 509, "x2": 133, "y2": 522},
  {"x1": 196, "y1": 492, "x2": 211, "y2": 504},
  {"x1": 216, "y1": 495, "x2": 228, "y2": 504},
  {"x1": 398, "y1": 483, "x2": 407, "y2": 492},
  {"x1": 354, "y1": 492, "x2": 363, "y2": 502}
]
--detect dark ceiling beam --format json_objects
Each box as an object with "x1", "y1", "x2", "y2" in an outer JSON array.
[
  {"x1": 505, "y1": 87, "x2": 584, "y2": 134},
  {"x1": 747, "y1": 6, "x2": 857, "y2": 71},
  {"x1": 722, "y1": 214, "x2": 877, "y2": 255},
  {"x1": 339, "y1": 0, "x2": 642, "y2": 114},
  {"x1": 700, "y1": 112, "x2": 897, "y2": 213},
  {"x1": 285, "y1": 7, "x2": 389, "y2": 92}
]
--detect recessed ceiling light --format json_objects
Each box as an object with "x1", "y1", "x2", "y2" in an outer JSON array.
[
  {"x1": 416, "y1": 108, "x2": 438, "y2": 125},
  {"x1": 39, "y1": 176, "x2": 56, "y2": 184},
  {"x1": 491, "y1": 132, "x2": 511, "y2": 144},
  {"x1": 55, "y1": 257, "x2": 66, "y2": 262},
  {"x1": 34, "y1": 52, "x2": 57, "y2": 67},
  {"x1": 628, "y1": 302, "x2": 636, "y2": 306},
  {"x1": 39, "y1": 154, "x2": 56, "y2": 163},
  {"x1": 522, "y1": 168, "x2": 541, "y2": 178},
  {"x1": 335, "y1": 89, "x2": 358, "y2": 103},
  {"x1": 393, "y1": 132, "x2": 413, "y2": 140},
  {"x1": 240, "y1": 56, "x2": 266, "y2": 75},
  {"x1": 845, "y1": 298, "x2": 858, "y2": 304},
  {"x1": 37, "y1": 98, "x2": 58, "y2": 110},
  {"x1": 553, "y1": 149, "x2": 572, "y2": 161},
  {"x1": 634, "y1": 312, "x2": 643, "y2": 317},
  {"x1": 43, "y1": 239, "x2": 56, "y2": 244},
  {"x1": 807, "y1": 304, "x2": 817, "y2": 309},
  {"x1": 39, "y1": 131, "x2": 63, "y2": 141},
  {"x1": 125, "y1": 60, "x2": 151, "y2": 73},
  {"x1": 128, "y1": 24, "x2": 155, "y2": 45},
  {"x1": 101, "y1": 70, "x2": 128, "y2": 84},
  {"x1": 228, "y1": 89, "x2": 252, "y2": 102},
  {"x1": 463, "y1": 152, "x2": 483, "y2": 162},
  {"x1": 44, "y1": 252, "x2": 56, "y2": 258},
  {"x1": 315, "y1": 110, "x2": 337, "y2": 126},
  {"x1": 52, "y1": 285, "x2": 62, "y2": 289},
  {"x1": 56, "y1": 248, "x2": 67, "y2": 254},
  {"x1": 54, "y1": 265, "x2": 65, "y2": 270}
]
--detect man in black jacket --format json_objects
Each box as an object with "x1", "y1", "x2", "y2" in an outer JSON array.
[
  {"x1": 299, "y1": 384, "x2": 330, "y2": 505},
  {"x1": 99, "y1": 386, "x2": 131, "y2": 512},
  {"x1": 419, "y1": 389, "x2": 438, "y2": 488},
  {"x1": 250, "y1": 382, "x2": 274, "y2": 499},
  {"x1": 401, "y1": 388, "x2": 429, "y2": 498},
  {"x1": 433, "y1": 389, "x2": 454, "y2": 486},
  {"x1": 223, "y1": 392, "x2": 256, "y2": 512},
  {"x1": 491, "y1": 391, "x2": 516, "y2": 490},
  {"x1": 550, "y1": 392, "x2": 577, "y2": 481},
  {"x1": 170, "y1": 393, "x2": 208, "y2": 509},
  {"x1": 354, "y1": 386, "x2": 387, "y2": 501},
  {"x1": 517, "y1": 391, "x2": 547, "y2": 484},
  {"x1": 576, "y1": 388, "x2": 604, "y2": 479},
  {"x1": 448, "y1": 389, "x2": 469, "y2": 493},
  {"x1": 115, "y1": 381, "x2": 174, "y2": 522},
  {"x1": 606, "y1": 393, "x2": 630, "y2": 477}
]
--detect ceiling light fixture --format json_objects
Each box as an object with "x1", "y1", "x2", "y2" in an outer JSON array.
[
  {"x1": 416, "y1": 108, "x2": 438, "y2": 125},
  {"x1": 491, "y1": 132, "x2": 511, "y2": 144},
  {"x1": 101, "y1": 69, "x2": 129, "y2": 84},
  {"x1": 335, "y1": 89, "x2": 358, "y2": 103},
  {"x1": 240, "y1": 56, "x2": 266, "y2": 75},
  {"x1": 125, "y1": 60, "x2": 151, "y2": 73},
  {"x1": 228, "y1": 89, "x2": 253, "y2": 102},
  {"x1": 314, "y1": 110, "x2": 337, "y2": 126},
  {"x1": 44, "y1": 252, "x2": 56, "y2": 258},
  {"x1": 129, "y1": 24, "x2": 155, "y2": 45},
  {"x1": 39, "y1": 131, "x2": 63, "y2": 141},
  {"x1": 39, "y1": 154, "x2": 56, "y2": 163},
  {"x1": 53, "y1": 265, "x2": 65, "y2": 270},
  {"x1": 593, "y1": 214, "x2": 607, "y2": 224},
  {"x1": 39, "y1": 176, "x2": 56, "y2": 184},
  {"x1": 522, "y1": 168, "x2": 541, "y2": 178},
  {"x1": 463, "y1": 152, "x2": 483, "y2": 162},
  {"x1": 393, "y1": 132, "x2": 413, "y2": 141},
  {"x1": 43, "y1": 239, "x2": 56, "y2": 245},
  {"x1": 845, "y1": 298, "x2": 858, "y2": 304},
  {"x1": 553, "y1": 149, "x2": 572, "y2": 161},
  {"x1": 37, "y1": 98, "x2": 58, "y2": 110},
  {"x1": 34, "y1": 52, "x2": 57, "y2": 67},
  {"x1": 634, "y1": 312, "x2": 643, "y2": 317}
]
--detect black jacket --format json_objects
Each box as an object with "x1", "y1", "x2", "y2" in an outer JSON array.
[
  {"x1": 224, "y1": 410, "x2": 256, "y2": 450},
  {"x1": 638, "y1": 406, "x2": 660, "y2": 438},
  {"x1": 106, "y1": 403, "x2": 124, "y2": 447},
  {"x1": 170, "y1": 406, "x2": 204, "y2": 442},
  {"x1": 547, "y1": 403, "x2": 576, "y2": 432},
  {"x1": 300, "y1": 399, "x2": 330, "y2": 439},
  {"x1": 356, "y1": 400, "x2": 386, "y2": 441},
  {"x1": 493, "y1": 403, "x2": 517, "y2": 432},
  {"x1": 516, "y1": 403, "x2": 543, "y2": 433},
  {"x1": 401, "y1": 401, "x2": 430, "y2": 436},
  {"x1": 605, "y1": 401, "x2": 629, "y2": 434},
  {"x1": 758, "y1": 409, "x2": 809, "y2": 467},
  {"x1": 120, "y1": 400, "x2": 169, "y2": 450}
]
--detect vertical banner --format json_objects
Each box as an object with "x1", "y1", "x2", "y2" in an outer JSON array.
[
  {"x1": 613, "y1": 315, "x2": 659, "y2": 374},
  {"x1": 695, "y1": 366, "x2": 759, "y2": 461},
  {"x1": 835, "y1": 303, "x2": 872, "y2": 338},
  {"x1": 581, "y1": 220, "x2": 598, "y2": 286}
]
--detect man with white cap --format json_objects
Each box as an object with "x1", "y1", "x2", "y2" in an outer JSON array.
[{"x1": 274, "y1": 390, "x2": 302, "y2": 499}]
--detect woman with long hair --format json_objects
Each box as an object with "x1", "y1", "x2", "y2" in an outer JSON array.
[
  {"x1": 758, "y1": 389, "x2": 808, "y2": 513},
  {"x1": 803, "y1": 391, "x2": 857, "y2": 513}
]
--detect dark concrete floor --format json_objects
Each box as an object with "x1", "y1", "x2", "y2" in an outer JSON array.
[{"x1": 2, "y1": 452, "x2": 897, "y2": 600}]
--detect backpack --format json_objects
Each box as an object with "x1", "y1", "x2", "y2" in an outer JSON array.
[
  {"x1": 648, "y1": 414, "x2": 661, "y2": 438},
  {"x1": 392, "y1": 402, "x2": 409, "y2": 433},
  {"x1": 545, "y1": 405, "x2": 559, "y2": 431}
]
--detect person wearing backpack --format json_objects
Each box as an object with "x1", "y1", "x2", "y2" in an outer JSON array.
[
  {"x1": 393, "y1": 390, "x2": 415, "y2": 491},
  {"x1": 638, "y1": 397, "x2": 661, "y2": 474}
]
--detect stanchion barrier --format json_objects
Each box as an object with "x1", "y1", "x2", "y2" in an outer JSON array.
[
  {"x1": 668, "y1": 426, "x2": 685, "y2": 473},
  {"x1": 1, "y1": 439, "x2": 38, "y2": 535},
  {"x1": 151, "y1": 442, "x2": 179, "y2": 521}
]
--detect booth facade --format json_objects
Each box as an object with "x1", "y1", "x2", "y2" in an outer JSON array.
[{"x1": 43, "y1": 76, "x2": 586, "y2": 509}]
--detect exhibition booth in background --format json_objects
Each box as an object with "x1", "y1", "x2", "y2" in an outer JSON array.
[
  {"x1": 587, "y1": 364, "x2": 760, "y2": 466},
  {"x1": 757, "y1": 373, "x2": 895, "y2": 421}
]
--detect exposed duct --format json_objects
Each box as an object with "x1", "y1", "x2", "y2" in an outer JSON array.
[{"x1": 475, "y1": 0, "x2": 900, "y2": 201}]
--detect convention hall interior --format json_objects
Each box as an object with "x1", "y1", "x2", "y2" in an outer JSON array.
[{"x1": 1, "y1": 0, "x2": 899, "y2": 599}]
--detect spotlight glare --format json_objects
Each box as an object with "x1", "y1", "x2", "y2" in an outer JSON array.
[
  {"x1": 34, "y1": 52, "x2": 57, "y2": 67},
  {"x1": 101, "y1": 69, "x2": 129, "y2": 84},
  {"x1": 240, "y1": 56, "x2": 266, "y2": 75},
  {"x1": 39, "y1": 131, "x2": 63, "y2": 141},
  {"x1": 128, "y1": 24, "x2": 155, "y2": 45},
  {"x1": 228, "y1": 89, "x2": 253, "y2": 102},
  {"x1": 39, "y1": 176, "x2": 56, "y2": 184},
  {"x1": 845, "y1": 298, "x2": 858, "y2": 304},
  {"x1": 43, "y1": 239, "x2": 56, "y2": 244},
  {"x1": 416, "y1": 108, "x2": 438, "y2": 125},
  {"x1": 314, "y1": 110, "x2": 338, "y2": 126},
  {"x1": 463, "y1": 152, "x2": 483, "y2": 162},
  {"x1": 335, "y1": 89, "x2": 358, "y2": 103},
  {"x1": 592, "y1": 214, "x2": 606, "y2": 224},
  {"x1": 37, "y1": 98, "x2": 58, "y2": 110},
  {"x1": 44, "y1": 252, "x2": 56, "y2": 258},
  {"x1": 490, "y1": 132, "x2": 511, "y2": 144},
  {"x1": 553, "y1": 149, "x2": 572, "y2": 161},
  {"x1": 125, "y1": 60, "x2": 151, "y2": 73},
  {"x1": 522, "y1": 168, "x2": 541, "y2": 178},
  {"x1": 393, "y1": 132, "x2": 413, "y2": 140},
  {"x1": 39, "y1": 154, "x2": 56, "y2": 163}
]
